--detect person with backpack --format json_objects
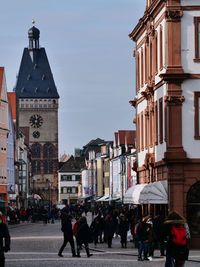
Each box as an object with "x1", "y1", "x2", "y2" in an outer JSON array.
[{"x1": 163, "y1": 211, "x2": 189, "y2": 267}]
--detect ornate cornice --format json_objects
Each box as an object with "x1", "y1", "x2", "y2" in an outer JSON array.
[
  {"x1": 160, "y1": 72, "x2": 190, "y2": 83},
  {"x1": 166, "y1": 10, "x2": 183, "y2": 22},
  {"x1": 164, "y1": 95, "x2": 185, "y2": 105}
]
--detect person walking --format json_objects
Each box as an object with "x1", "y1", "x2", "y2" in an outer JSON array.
[
  {"x1": 163, "y1": 211, "x2": 189, "y2": 267},
  {"x1": 58, "y1": 214, "x2": 76, "y2": 257},
  {"x1": 135, "y1": 216, "x2": 149, "y2": 261},
  {"x1": 104, "y1": 214, "x2": 115, "y2": 248},
  {"x1": 76, "y1": 216, "x2": 93, "y2": 258},
  {"x1": 119, "y1": 214, "x2": 129, "y2": 248},
  {"x1": 0, "y1": 211, "x2": 10, "y2": 267}
]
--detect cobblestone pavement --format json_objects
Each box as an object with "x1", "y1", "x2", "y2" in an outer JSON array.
[{"x1": 6, "y1": 216, "x2": 200, "y2": 267}]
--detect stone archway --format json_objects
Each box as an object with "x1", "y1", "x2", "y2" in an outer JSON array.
[{"x1": 187, "y1": 181, "x2": 200, "y2": 236}]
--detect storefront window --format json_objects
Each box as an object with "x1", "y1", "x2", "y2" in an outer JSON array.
[{"x1": 187, "y1": 182, "x2": 200, "y2": 236}]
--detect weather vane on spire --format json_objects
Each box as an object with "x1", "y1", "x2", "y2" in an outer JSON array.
[{"x1": 32, "y1": 18, "x2": 35, "y2": 25}]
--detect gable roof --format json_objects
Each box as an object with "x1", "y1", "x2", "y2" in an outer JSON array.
[
  {"x1": 7, "y1": 92, "x2": 17, "y2": 120},
  {"x1": 15, "y1": 48, "x2": 59, "y2": 99},
  {"x1": 59, "y1": 156, "x2": 85, "y2": 173},
  {"x1": 115, "y1": 130, "x2": 136, "y2": 147}
]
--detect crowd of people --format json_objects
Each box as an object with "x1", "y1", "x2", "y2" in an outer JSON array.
[
  {"x1": 58, "y1": 204, "x2": 190, "y2": 267},
  {"x1": 0, "y1": 204, "x2": 191, "y2": 267}
]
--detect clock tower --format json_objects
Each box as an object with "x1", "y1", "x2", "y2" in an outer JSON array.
[{"x1": 14, "y1": 22, "x2": 59, "y2": 205}]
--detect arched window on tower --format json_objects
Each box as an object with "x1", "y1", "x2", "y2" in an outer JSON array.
[
  {"x1": 31, "y1": 143, "x2": 41, "y2": 158},
  {"x1": 43, "y1": 143, "x2": 55, "y2": 174}
]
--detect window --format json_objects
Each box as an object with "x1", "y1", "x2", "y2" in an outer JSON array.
[
  {"x1": 155, "y1": 33, "x2": 158, "y2": 74},
  {"x1": 31, "y1": 144, "x2": 40, "y2": 158},
  {"x1": 194, "y1": 17, "x2": 200, "y2": 61},
  {"x1": 159, "y1": 98, "x2": 163, "y2": 144},
  {"x1": 137, "y1": 52, "x2": 140, "y2": 90},
  {"x1": 160, "y1": 25, "x2": 163, "y2": 69},
  {"x1": 44, "y1": 161, "x2": 48, "y2": 174},
  {"x1": 155, "y1": 101, "x2": 158, "y2": 145},
  {"x1": 76, "y1": 175, "x2": 81, "y2": 181},
  {"x1": 150, "y1": 41, "x2": 153, "y2": 79},
  {"x1": 194, "y1": 92, "x2": 200, "y2": 139},
  {"x1": 145, "y1": 43, "x2": 148, "y2": 83},
  {"x1": 137, "y1": 115, "x2": 140, "y2": 152},
  {"x1": 141, "y1": 48, "x2": 144, "y2": 87},
  {"x1": 44, "y1": 160, "x2": 53, "y2": 174},
  {"x1": 61, "y1": 175, "x2": 67, "y2": 181},
  {"x1": 67, "y1": 187, "x2": 72, "y2": 193},
  {"x1": 141, "y1": 112, "x2": 144, "y2": 150}
]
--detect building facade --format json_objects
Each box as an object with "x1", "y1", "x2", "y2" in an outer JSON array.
[
  {"x1": 0, "y1": 67, "x2": 9, "y2": 208},
  {"x1": 58, "y1": 156, "x2": 85, "y2": 205},
  {"x1": 14, "y1": 23, "x2": 59, "y2": 204},
  {"x1": 7, "y1": 95, "x2": 15, "y2": 205},
  {"x1": 129, "y1": 0, "x2": 200, "y2": 247}
]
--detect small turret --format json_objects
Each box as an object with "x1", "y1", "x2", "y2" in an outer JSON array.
[{"x1": 28, "y1": 20, "x2": 40, "y2": 50}]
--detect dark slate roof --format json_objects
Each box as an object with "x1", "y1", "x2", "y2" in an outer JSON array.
[
  {"x1": 59, "y1": 156, "x2": 85, "y2": 173},
  {"x1": 14, "y1": 48, "x2": 59, "y2": 99}
]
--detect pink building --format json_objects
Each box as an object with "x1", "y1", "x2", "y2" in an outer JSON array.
[{"x1": 0, "y1": 67, "x2": 9, "y2": 206}]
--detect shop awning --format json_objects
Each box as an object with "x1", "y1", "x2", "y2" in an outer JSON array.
[
  {"x1": 78, "y1": 195, "x2": 91, "y2": 200},
  {"x1": 96, "y1": 196, "x2": 109, "y2": 202},
  {"x1": 124, "y1": 181, "x2": 168, "y2": 205},
  {"x1": 139, "y1": 180, "x2": 168, "y2": 204},
  {"x1": 124, "y1": 184, "x2": 147, "y2": 204},
  {"x1": 104, "y1": 197, "x2": 120, "y2": 202}
]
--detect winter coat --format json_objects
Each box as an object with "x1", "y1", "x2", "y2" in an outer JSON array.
[
  {"x1": 76, "y1": 220, "x2": 90, "y2": 244},
  {"x1": 0, "y1": 222, "x2": 10, "y2": 253},
  {"x1": 135, "y1": 221, "x2": 148, "y2": 241},
  {"x1": 104, "y1": 219, "x2": 115, "y2": 239},
  {"x1": 61, "y1": 217, "x2": 73, "y2": 239},
  {"x1": 119, "y1": 220, "x2": 129, "y2": 236},
  {"x1": 163, "y1": 212, "x2": 189, "y2": 261}
]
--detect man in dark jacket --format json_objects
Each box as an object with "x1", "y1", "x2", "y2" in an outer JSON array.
[
  {"x1": 135, "y1": 217, "x2": 149, "y2": 261},
  {"x1": 76, "y1": 216, "x2": 92, "y2": 257},
  {"x1": 58, "y1": 214, "x2": 76, "y2": 257},
  {"x1": 0, "y1": 211, "x2": 10, "y2": 267}
]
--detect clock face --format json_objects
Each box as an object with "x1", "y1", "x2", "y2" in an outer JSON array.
[
  {"x1": 33, "y1": 131, "x2": 40, "y2": 138},
  {"x1": 29, "y1": 114, "x2": 43, "y2": 128}
]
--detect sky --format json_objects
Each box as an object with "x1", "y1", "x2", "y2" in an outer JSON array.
[{"x1": 0, "y1": 0, "x2": 146, "y2": 156}]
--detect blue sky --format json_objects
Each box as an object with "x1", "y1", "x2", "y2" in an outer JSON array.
[{"x1": 0, "y1": 0, "x2": 146, "y2": 156}]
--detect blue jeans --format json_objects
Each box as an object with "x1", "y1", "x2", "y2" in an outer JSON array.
[
  {"x1": 138, "y1": 240, "x2": 147, "y2": 259},
  {"x1": 165, "y1": 252, "x2": 185, "y2": 267}
]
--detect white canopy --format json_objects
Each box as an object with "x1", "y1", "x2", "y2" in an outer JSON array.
[
  {"x1": 124, "y1": 184, "x2": 147, "y2": 204},
  {"x1": 96, "y1": 196, "x2": 109, "y2": 202},
  {"x1": 139, "y1": 180, "x2": 168, "y2": 204},
  {"x1": 123, "y1": 180, "x2": 168, "y2": 205}
]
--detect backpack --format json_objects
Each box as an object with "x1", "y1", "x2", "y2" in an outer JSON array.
[{"x1": 171, "y1": 224, "x2": 186, "y2": 245}]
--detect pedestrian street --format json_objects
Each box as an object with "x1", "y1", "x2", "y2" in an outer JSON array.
[{"x1": 5, "y1": 217, "x2": 200, "y2": 267}]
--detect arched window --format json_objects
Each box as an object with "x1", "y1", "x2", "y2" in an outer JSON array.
[
  {"x1": 43, "y1": 144, "x2": 48, "y2": 158},
  {"x1": 43, "y1": 143, "x2": 54, "y2": 158},
  {"x1": 31, "y1": 143, "x2": 41, "y2": 158},
  {"x1": 187, "y1": 182, "x2": 200, "y2": 236},
  {"x1": 44, "y1": 161, "x2": 48, "y2": 174},
  {"x1": 49, "y1": 146, "x2": 54, "y2": 158}
]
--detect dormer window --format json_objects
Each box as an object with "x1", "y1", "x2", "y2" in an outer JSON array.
[
  {"x1": 27, "y1": 74, "x2": 31, "y2": 80},
  {"x1": 42, "y1": 74, "x2": 46, "y2": 80}
]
